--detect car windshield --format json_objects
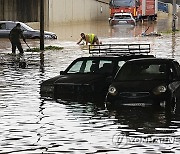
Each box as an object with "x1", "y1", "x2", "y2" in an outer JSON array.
[
  {"x1": 110, "y1": 0, "x2": 135, "y2": 7},
  {"x1": 115, "y1": 62, "x2": 168, "y2": 81},
  {"x1": 66, "y1": 59, "x2": 125, "y2": 74}
]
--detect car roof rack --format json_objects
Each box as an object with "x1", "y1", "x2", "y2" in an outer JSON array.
[{"x1": 89, "y1": 44, "x2": 150, "y2": 56}]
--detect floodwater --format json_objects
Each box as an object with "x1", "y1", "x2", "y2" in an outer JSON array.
[{"x1": 1, "y1": 15, "x2": 180, "y2": 154}]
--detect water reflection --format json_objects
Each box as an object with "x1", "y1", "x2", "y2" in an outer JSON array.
[{"x1": 171, "y1": 32, "x2": 176, "y2": 58}]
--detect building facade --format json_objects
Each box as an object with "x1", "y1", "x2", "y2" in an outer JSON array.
[{"x1": 0, "y1": 0, "x2": 110, "y2": 24}]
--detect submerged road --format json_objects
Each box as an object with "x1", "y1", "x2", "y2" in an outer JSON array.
[{"x1": 0, "y1": 16, "x2": 180, "y2": 153}]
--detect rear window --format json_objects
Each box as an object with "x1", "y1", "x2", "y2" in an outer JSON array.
[{"x1": 115, "y1": 15, "x2": 132, "y2": 19}]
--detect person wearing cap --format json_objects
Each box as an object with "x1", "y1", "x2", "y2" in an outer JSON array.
[
  {"x1": 77, "y1": 33, "x2": 102, "y2": 45},
  {"x1": 9, "y1": 23, "x2": 26, "y2": 55}
]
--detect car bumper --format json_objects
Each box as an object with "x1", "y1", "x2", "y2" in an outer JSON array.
[{"x1": 106, "y1": 92, "x2": 168, "y2": 107}]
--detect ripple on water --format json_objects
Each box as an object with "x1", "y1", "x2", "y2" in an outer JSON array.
[{"x1": 1, "y1": 25, "x2": 180, "y2": 153}]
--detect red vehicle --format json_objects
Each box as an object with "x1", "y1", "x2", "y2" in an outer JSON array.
[{"x1": 109, "y1": 0, "x2": 157, "y2": 21}]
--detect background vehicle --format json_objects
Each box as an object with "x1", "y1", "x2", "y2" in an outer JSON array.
[
  {"x1": 40, "y1": 44, "x2": 153, "y2": 102},
  {"x1": 106, "y1": 58, "x2": 180, "y2": 110},
  {"x1": 109, "y1": 13, "x2": 136, "y2": 26},
  {"x1": 109, "y1": 0, "x2": 157, "y2": 21},
  {"x1": 0, "y1": 21, "x2": 57, "y2": 39}
]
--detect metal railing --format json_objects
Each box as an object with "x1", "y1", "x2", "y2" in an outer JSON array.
[{"x1": 89, "y1": 44, "x2": 151, "y2": 56}]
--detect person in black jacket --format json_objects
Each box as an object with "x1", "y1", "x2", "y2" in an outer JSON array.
[{"x1": 9, "y1": 23, "x2": 26, "y2": 55}]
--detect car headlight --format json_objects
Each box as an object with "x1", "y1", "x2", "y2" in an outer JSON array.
[
  {"x1": 44, "y1": 34, "x2": 53, "y2": 39},
  {"x1": 44, "y1": 34, "x2": 57, "y2": 39},
  {"x1": 153, "y1": 85, "x2": 167, "y2": 95},
  {"x1": 41, "y1": 85, "x2": 54, "y2": 93},
  {"x1": 108, "y1": 86, "x2": 117, "y2": 96}
]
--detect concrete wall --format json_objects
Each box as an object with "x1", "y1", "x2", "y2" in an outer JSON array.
[
  {"x1": 0, "y1": 0, "x2": 110, "y2": 24},
  {"x1": 0, "y1": 0, "x2": 40, "y2": 22},
  {"x1": 48, "y1": 0, "x2": 110, "y2": 25}
]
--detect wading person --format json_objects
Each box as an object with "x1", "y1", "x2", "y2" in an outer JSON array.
[
  {"x1": 77, "y1": 33, "x2": 102, "y2": 45},
  {"x1": 9, "y1": 23, "x2": 26, "y2": 56}
]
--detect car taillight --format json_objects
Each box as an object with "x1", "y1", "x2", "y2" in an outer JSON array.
[{"x1": 127, "y1": 20, "x2": 134, "y2": 24}]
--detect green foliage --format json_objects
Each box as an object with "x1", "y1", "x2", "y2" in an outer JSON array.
[
  {"x1": 44, "y1": 45, "x2": 64, "y2": 50},
  {"x1": 25, "y1": 45, "x2": 64, "y2": 52}
]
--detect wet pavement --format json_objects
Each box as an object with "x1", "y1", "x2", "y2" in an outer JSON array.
[{"x1": 1, "y1": 15, "x2": 180, "y2": 153}]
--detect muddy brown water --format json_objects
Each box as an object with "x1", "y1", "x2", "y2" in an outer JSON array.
[{"x1": 0, "y1": 16, "x2": 180, "y2": 153}]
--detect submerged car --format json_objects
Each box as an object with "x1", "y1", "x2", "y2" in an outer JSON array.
[
  {"x1": 0, "y1": 21, "x2": 57, "y2": 39},
  {"x1": 40, "y1": 44, "x2": 153, "y2": 101},
  {"x1": 109, "y1": 13, "x2": 136, "y2": 26},
  {"x1": 106, "y1": 58, "x2": 180, "y2": 109}
]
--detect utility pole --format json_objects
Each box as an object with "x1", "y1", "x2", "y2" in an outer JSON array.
[
  {"x1": 40, "y1": 0, "x2": 44, "y2": 72},
  {"x1": 172, "y1": 0, "x2": 177, "y2": 32},
  {"x1": 40, "y1": 0, "x2": 44, "y2": 50}
]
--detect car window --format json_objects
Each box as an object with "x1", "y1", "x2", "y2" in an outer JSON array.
[
  {"x1": 67, "y1": 61, "x2": 84, "y2": 73},
  {"x1": 67, "y1": 59, "x2": 114, "y2": 74},
  {"x1": 118, "y1": 61, "x2": 125, "y2": 68},
  {"x1": 98, "y1": 60, "x2": 114, "y2": 74},
  {"x1": 115, "y1": 15, "x2": 131, "y2": 19},
  {"x1": 6, "y1": 23, "x2": 16, "y2": 30},
  {"x1": 111, "y1": 0, "x2": 135, "y2": 7},
  {"x1": 116, "y1": 62, "x2": 167, "y2": 81},
  {"x1": 20, "y1": 23, "x2": 34, "y2": 31},
  {"x1": 0, "y1": 23, "x2": 6, "y2": 30}
]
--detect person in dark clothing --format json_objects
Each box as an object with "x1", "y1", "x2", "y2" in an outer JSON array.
[{"x1": 9, "y1": 23, "x2": 26, "y2": 55}]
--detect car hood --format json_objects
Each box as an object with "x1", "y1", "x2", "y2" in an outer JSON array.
[
  {"x1": 112, "y1": 80, "x2": 168, "y2": 92},
  {"x1": 54, "y1": 74, "x2": 106, "y2": 85},
  {"x1": 41, "y1": 75, "x2": 61, "y2": 86}
]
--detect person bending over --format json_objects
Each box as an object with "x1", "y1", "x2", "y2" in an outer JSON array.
[{"x1": 77, "y1": 33, "x2": 102, "y2": 45}]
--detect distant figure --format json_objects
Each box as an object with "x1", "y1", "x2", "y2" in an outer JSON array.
[
  {"x1": 9, "y1": 23, "x2": 26, "y2": 55},
  {"x1": 77, "y1": 33, "x2": 102, "y2": 45}
]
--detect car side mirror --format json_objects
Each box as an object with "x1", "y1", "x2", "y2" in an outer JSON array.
[{"x1": 60, "y1": 71, "x2": 65, "y2": 75}]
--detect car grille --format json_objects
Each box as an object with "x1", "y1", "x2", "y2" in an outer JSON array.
[
  {"x1": 55, "y1": 84, "x2": 93, "y2": 99},
  {"x1": 59, "y1": 84, "x2": 92, "y2": 92},
  {"x1": 119, "y1": 92, "x2": 150, "y2": 98}
]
